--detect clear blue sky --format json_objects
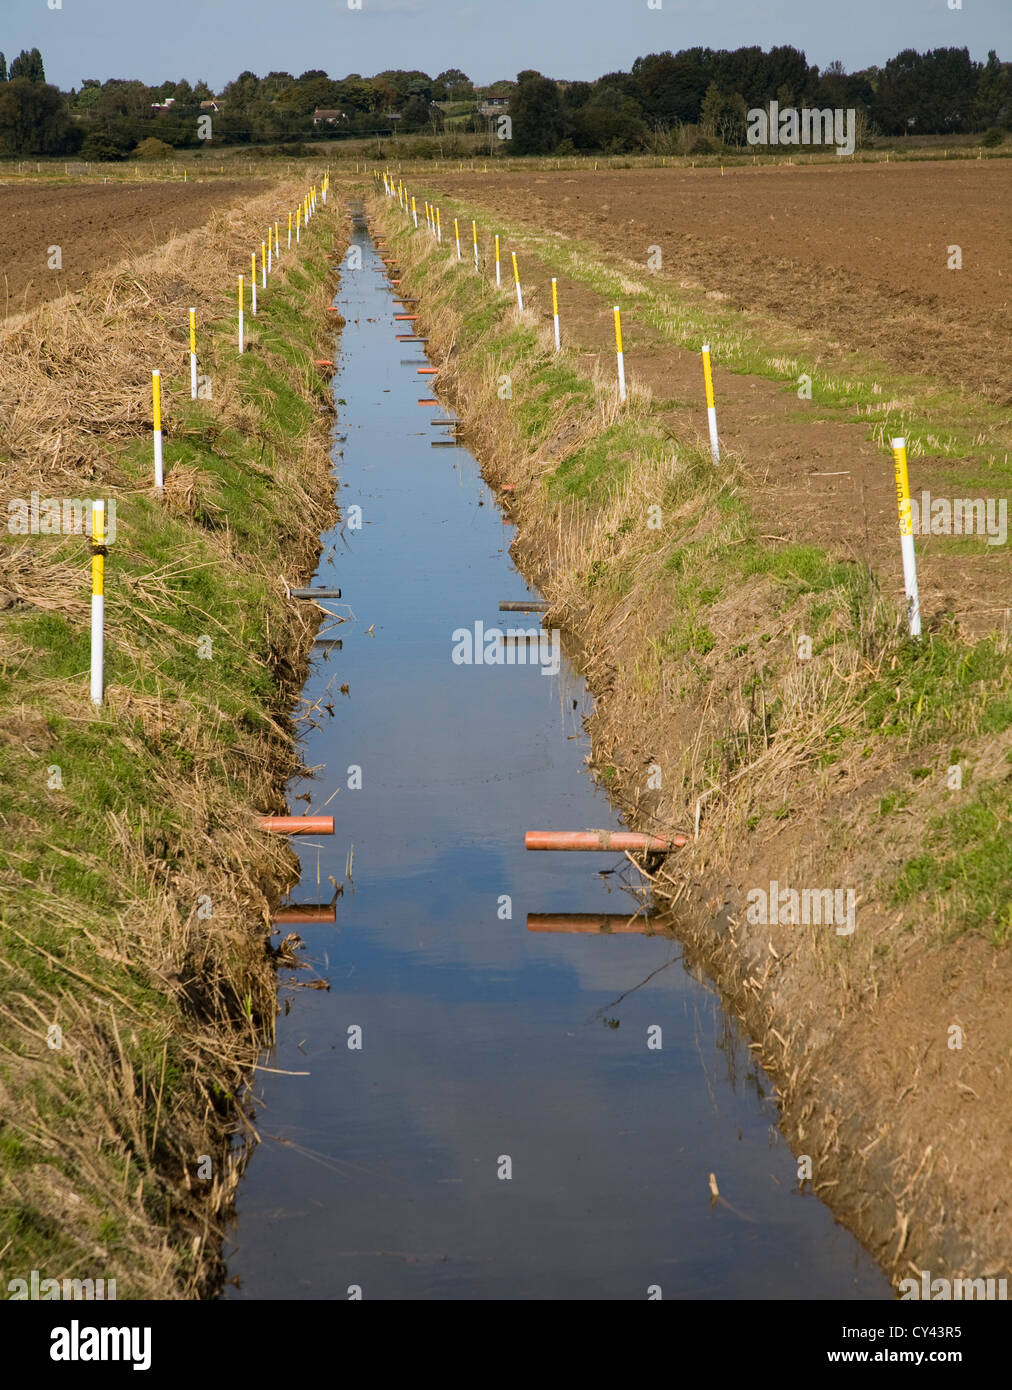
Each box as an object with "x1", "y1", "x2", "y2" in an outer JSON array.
[{"x1": 3, "y1": 0, "x2": 1009, "y2": 91}]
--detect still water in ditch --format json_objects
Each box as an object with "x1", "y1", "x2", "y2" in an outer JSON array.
[{"x1": 223, "y1": 210, "x2": 890, "y2": 1301}]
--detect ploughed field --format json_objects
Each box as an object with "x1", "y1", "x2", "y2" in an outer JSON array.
[
  {"x1": 430, "y1": 161, "x2": 1012, "y2": 403},
  {"x1": 0, "y1": 179, "x2": 264, "y2": 318}
]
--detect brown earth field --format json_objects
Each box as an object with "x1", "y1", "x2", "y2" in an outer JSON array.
[
  {"x1": 429, "y1": 161, "x2": 1012, "y2": 405},
  {"x1": 0, "y1": 179, "x2": 266, "y2": 318},
  {"x1": 418, "y1": 162, "x2": 1012, "y2": 642}
]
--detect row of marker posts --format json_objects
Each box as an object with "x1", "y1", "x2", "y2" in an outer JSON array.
[
  {"x1": 376, "y1": 169, "x2": 921, "y2": 640},
  {"x1": 90, "y1": 174, "x2": 330, "y2": 706}
]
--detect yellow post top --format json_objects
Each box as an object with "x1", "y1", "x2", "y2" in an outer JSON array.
[
  {"x1": 551, "y1": 278, "x2": 559, "y2": 315},
  {"x1": 494, "y1": 234, "x2": 500, "y2": 260},
  {"x1": 891, "y1": 438, "x2": 913, "y2": 533},
  {"x1": 152, "y1": 371, "x2": 162, "y2": 432},
  {"x1": 613, "y1": 307, "x2": 623, "y2": 355},
  {"x1": 92, "y1": 500, "x2": 105, "y2": 547},
  {"x1": 471, "y1": 220, "x2": 478, "y2": 244},
  {"x1": 436, "y1": 207, "x2": 441, "y2": 227},
  {"x1": 454, "y1": 217, "x2": 460, "y2": 236},
  {"x1": 701, "y1": 343, "x2": 715, "y2": 407},
  {"x1": 288, "y1": 211, "x2": 292, "y2": 227},
  {"x1": 251, "y1": 250, "x2": 257, "y2": 278},
  {"x1": 411, "y1": 196, "x2": 416, "y2": 212},
  {"x1": 511, "y1": 251, "x2": 519, "y2": 282},
  {"x1": 189, "y1": 308, "x2": 196, "y2": 353},
  {"x1": 238, "y1": 274, "x2": 244, "y2": 309}
]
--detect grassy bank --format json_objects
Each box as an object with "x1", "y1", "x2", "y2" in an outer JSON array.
[
  {"x1": 370, "y1": 188, "x2": 1011, "y2": 1288},
  {"x1": 0, "y1": 182, "x2": 346, "y2": 1296}
]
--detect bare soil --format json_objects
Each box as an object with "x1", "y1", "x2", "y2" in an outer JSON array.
[
  {"x1": 431, "y1": 162, "x2": 1012, "y2": 403},
  {"x1": 0, "y1": 179, "x2": 264, "y2": 318}
]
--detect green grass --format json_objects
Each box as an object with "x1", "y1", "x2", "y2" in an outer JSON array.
[{"x1": 890, "y1": 782, "x2": 1012, "y2": 944}]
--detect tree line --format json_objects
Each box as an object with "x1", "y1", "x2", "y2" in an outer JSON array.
[{"x1": 0, "y1": 44, "x2": 1008, "y2": 159}]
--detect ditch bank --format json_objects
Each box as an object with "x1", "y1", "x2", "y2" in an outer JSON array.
[
  {"x1": 0, "y1": 182, "x2": 349, "y2": 1298},
  {"x1": 371, "y1": 190, "x2": 1012, "y2": 1293}
]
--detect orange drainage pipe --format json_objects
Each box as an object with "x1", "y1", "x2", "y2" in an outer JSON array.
[
  {"x1": 527, "y1": 913, "x2": 661, "y2": 934},
  {"x1": 274, "y1": 905, "x2": 337, "y2": 924},
  {"x1": 390, "y1": 278, "x2": 402, "y2": 285},
  {"x1": 260, "y1": 816, "x2": 334, "y2": 835},
  {"x1": 314, "y1": 359, "x2": 335, "y2": 369},
  {"x1": 417, "y1": 367, "x2": 438, "y2": 375},
  {"x1": 524, "y1": 830, "x2": 686, "y2": 852},
  {"x1": 326, "y1": 306, "x2": 341, "y2": 313},
  {"x1": 417, "y1": 399, "x2": 440, "y2": 406},
  {"x1": 395, "y1": 314, "x2": 419, "y2": 321}
]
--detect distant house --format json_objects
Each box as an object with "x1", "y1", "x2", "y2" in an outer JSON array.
[
  {"x1": 199, "y1": 99, "x2": 221, "y2": 112},
  {"x1": 477, "y1": 96, "x2": 510, "y2": 117},
  {"x1": 312, "y1": 109, "x2": 346, "y2": 125},
  {"x1": 151, "y1": 98, "x2": 176, "y2": 112}
]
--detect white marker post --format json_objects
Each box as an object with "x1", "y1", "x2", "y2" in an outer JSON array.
[
  {"x1": 261, "y1": 240, "x2": 267, "y2": 289},
  {"x1": 152, "y1": 371, "x2": 164, "y2": 488},
  {"x1": 189, "y1": 308, "x2": 198, "y2": 400},
  {"x1": 411, "y1": 196, "x2": 418, "y2": 228},
  {"x1": 891, "y1": 438, "x2": 922, "y2": 637},
  {"x1": 614, "y1": 307, "x2": 626, "y2": 402},
  {"x1": 552, "y1": 278, "x2": 560, "y2": 352},
  {"x1": 495, "y1": 235, "x2": 501, "y2": 287},
  {"x1": 238, "y1": 275, "x2": 244, "y2": 354},
  {"x1": 472, "y1": 220, "x2": 479, "y2": 271},
  {"x1": 267, "y1": 229, "x2": 272, "y2": 275},
  {"x1": 512, "y1": 252, "x2": 523, "y2": 311},
  {"x1": 90, "y1": 501, "x2": 105, "y2": 706},
  {"x1": 701, "y1": 344, "x2": 720, "y2": 462},
  {"x1": 251, "y1": 252, "x2": 258, "y2": 317},
  {"x1": 454, "y1": 217, "x2": 461, "y2": 261}
]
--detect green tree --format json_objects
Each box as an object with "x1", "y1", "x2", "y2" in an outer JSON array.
[
  {"x1": 0, "y1": 54, "x2": 7, "y2": 83},
  {"x1": 433, "y1": 68, "x2": 473, "y2": 100},
  {"x1": 0, "y1": 79, "x2": 73, "y2": 154},
  {"x1": 975, "y1": 50, "x2": 1010, "y2": 128},
  {"x1": 9, "y1": 48, "x2": 46, "y2": 83},
  {"x1": 511, "y1": 75, "x2": 565, "y2": 153}
]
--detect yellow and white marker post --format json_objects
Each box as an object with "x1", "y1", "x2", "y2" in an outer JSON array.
[
  {"x1": 261, "y1": 240, "x2": 267, "y2": 288},
  {"x1": 296, "y1": 205, "x2": 301, "y2": 244},
  {"x1": 701, "y1": 343, "x2": 719, "y2": 462},
  {"x1": 614, "y1": 307, "x2": 626, "y2": 403},
  {"x1": 267, "y1": 227, "x2": 272, "y2": 275},
  {"x1": 891, "y1": 437, "x2": 922, "y2": 637},
  {"x1": 512, "y1": 252, "x2": 523, "y2": 311},
  {"x1": 454, "y1": 217, "x2": 461, "y2": 261},
  {"x1": 238, "y1": 274, "x2": 245, "y2": 353},
  {"x1": 552, "y1": 278, "x2": 560, "y2": 352},
  {"x1": 411, "y1": 195, "x2": 418, "y2": 228},
  {"x1": 90, "y1": 500, "x2": 105, "y2": 706},
  {"x1": 189, "y1": 308, "x2": 198, "y2": 400},
  {"x1": 275, "y1": 221, "x2": 281, "y2": 264},
  {"x1": 152, "y1": 370, "x2": 164, "y2": 488},
  {"x1": 472, "y1": 220, "x2": 479, "y2": 271},
  {"x1": 494, "y1": 234, "x2": 501, "y2": 287},
  {"x1": 436, "y1": 207, "x2": 442, "y2": 245},
  {"x1": 251, "y1": 251, "x2": 258, "y2": 316},
  {"x1": 288, "y1": 210, "x2": 292, "y2": 249}
]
